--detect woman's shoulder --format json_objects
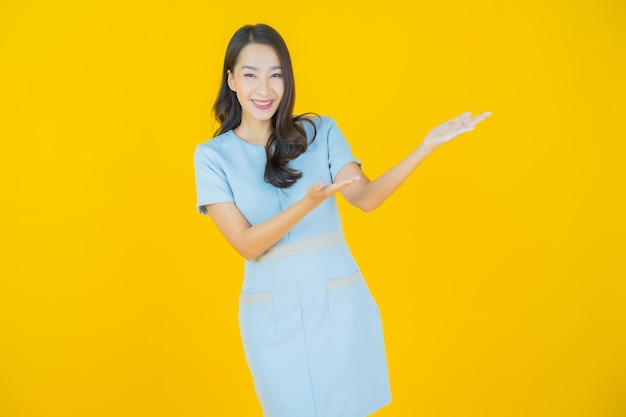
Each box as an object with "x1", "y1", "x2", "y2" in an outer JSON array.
[
  {"x1": 197, "y1": 130, "x2": 236, "y2": 150},
  {"x1": 297, "y1": 114, "x2": 336, "y2": 127},
  {"x1": 296, "y1": 114, "x2": 339, "y2": 139},
  {"x1": 194, "y1": 130, "x2": 237, "y2": 162}
]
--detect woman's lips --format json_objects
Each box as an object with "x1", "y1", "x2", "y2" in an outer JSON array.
[{"x1": 252, "y1": 99, "x2": 273, "y2": 110}]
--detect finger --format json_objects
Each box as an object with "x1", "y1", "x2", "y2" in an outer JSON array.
[
  {"x1": 447, "y1": 126, "x2": 474, "y2": 140},
  {"x1": 444, "y1": 112, "x2": 465, "y2": 125},
  {"x1": 474, "y1": 111, "x2": 491, "y2": 120},
  {"x1": 309, "y1": 181, "x2": 323, "y2": 194},
  {"x1": 332, "y1": 175, "x2": 360, "y2": 186},
  {"x1": 467, "y1": 112, "x2": 491, "y2": 126},
  {"x1": 325, "y1": 177, "x2": 360, "y2": 193},
  {"x1": 457, "y1": 111, "x2": 471, "y2": 121},
  {"x1": 339, "y1": 175, "x2": 361, "y2": 184},
  {"x1": 450, "y1": 111, "x2": 471, "y2": 126},
  {"x1": 332, "y1": 178, "x2": 360, "y2": 190}
]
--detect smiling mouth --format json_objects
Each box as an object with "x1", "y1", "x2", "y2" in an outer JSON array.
[{"x1": 252, "y1": 99, "x2": 273, "y2": 110}]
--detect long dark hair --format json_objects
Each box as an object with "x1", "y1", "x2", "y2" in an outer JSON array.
[{"x1": 213, "y1": 24, "x2": 316, "y2": 188}]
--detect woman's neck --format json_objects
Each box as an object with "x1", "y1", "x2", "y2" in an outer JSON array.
[{"x1": 234, "y1": 119, "x2": 272, "y2": 146}]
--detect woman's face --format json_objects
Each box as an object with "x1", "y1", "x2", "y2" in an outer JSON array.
[{"x1": 228, "y1": 43, "x2": 284, "y2": 128}]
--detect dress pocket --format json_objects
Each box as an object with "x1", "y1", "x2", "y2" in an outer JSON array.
[
  {"x1": 238, "y1": 291, "x2": 275, "y2": 343},
  {"x1": 326, "y1": 271, "x2": 379, "y2": 328}
]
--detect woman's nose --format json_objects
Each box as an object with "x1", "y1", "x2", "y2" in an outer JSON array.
[{"x1": 256, "y1": 78, "x2": 269, "y2": 95}]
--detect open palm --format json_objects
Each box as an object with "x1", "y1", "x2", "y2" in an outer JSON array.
[{"x1": 421, "y1": 111, "x2": 491, "y2": 151}]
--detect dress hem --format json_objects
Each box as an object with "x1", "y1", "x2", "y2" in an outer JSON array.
[{"x1": 358, "y1": 394, "x2": 392, "y2": 417}]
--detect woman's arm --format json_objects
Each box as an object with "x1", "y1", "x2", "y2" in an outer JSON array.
[
  {"x1": 336, "y1": 111, "x2": 491, "y2": 212},
  {"x1": 205, "y1": 176, "x2": 360, "y2": 260}
]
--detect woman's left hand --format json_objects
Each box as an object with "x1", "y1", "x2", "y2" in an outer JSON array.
[{"x1": 419, "y1": 111, "x2": 491, "y2": 153}]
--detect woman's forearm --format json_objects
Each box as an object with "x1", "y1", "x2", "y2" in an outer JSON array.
[
  {"x1": 347, "y1": 145, "x2": 433, "y2": 212},
  {"x1": 340, "y1": 111, "x2": 490, "y2": 212},
  {"x1": 208, "y1": 177, "x2": 359, "y2": 260},
  {"x1": 240, "y1": 198, "x2": 318, "y2": 259}
]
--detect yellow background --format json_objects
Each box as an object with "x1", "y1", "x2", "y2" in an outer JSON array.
[{"x1": 1, "y1": 1, "x2": 625, "y2": 416}]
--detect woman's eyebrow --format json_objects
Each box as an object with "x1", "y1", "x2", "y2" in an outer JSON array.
[{"x1": 240, "y1": 65, "x2": 283, "y2": 71}]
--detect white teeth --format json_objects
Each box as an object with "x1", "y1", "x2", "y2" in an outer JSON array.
[{"x1": 253, "y1": 100, "x2": 272, "y2": 105}]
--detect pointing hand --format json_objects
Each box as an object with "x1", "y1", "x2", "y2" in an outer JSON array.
[
  {"x1": 420, "y1": 111, "x2": 491, "y2": 152},
  {"x1": 305, "y1": 176, "x2": 360, "y2": 206}
]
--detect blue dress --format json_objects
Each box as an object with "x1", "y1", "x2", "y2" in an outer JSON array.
[{"x1": 194, "y1": 116, "x2": 391, "y2": 417}]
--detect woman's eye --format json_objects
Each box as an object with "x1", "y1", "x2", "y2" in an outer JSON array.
[
  {"x1": 271, "y1": 73, "x2": 282, "y2": 78},
  {"x1": 244, "y1": 73, "x2": 255, "y2": 78}
]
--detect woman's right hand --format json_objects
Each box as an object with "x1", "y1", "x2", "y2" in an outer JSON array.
[{"x1": 304, "y1": 175, "x2": 360, "y2": 207}]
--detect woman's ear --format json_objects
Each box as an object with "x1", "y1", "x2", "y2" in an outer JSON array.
[{"x1": 227, "y1": 70, "x2": 235, "y2": 91}]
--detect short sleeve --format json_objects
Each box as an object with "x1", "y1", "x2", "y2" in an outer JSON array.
[
  {"x1": 193, "y1": 144, "x2": 234, "y2": 215},
  {"x1": 326, "y1": 117, "x2": 362, "y2": 181}
]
